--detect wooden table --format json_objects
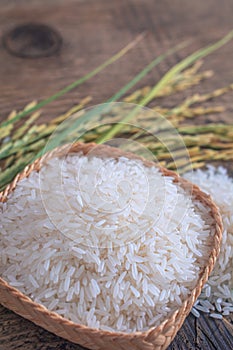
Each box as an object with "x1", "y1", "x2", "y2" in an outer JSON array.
[{"x1": 0, "y1": 0, "x2": 233, "y2": 349}]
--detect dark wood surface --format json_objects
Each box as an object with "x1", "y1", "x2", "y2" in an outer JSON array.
[{"x1": 0, "y1": 0, "x2": 233, "y2": 349}]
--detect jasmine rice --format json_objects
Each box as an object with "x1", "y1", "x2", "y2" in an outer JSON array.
[
  {"x1": 0, "y1": 153, "x2": 214, "y2": 332},
  {"x1": 184, "y1": 166, "x2": 233, "y2": 319}
]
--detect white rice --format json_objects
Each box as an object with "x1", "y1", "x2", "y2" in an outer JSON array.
[
  {"x1": 0, "y1": 152, "x2": 214, "y2": 332},
  {"x1": 184, "y1": 166, "x2": 233, "y2": 318}
]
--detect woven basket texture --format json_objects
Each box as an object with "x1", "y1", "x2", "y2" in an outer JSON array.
[{"x1": 0, "y1": 142, "x2": 223, "y2": 350}]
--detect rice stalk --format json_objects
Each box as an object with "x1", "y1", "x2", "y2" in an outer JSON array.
[
  {"x1": 0, "y1": 32, "x2": 146, "y2": 128},
  {"x1": 0, "y1": 97, "x2": 92, "y2": 160},
  {"x1": 97, "y1": 30, "x2": 233, "y2": 143},
  {"x1": 1, "y1": 31, "x2": 233, "y2": 188},
  {"x1": 179, "y1": 124, "x2": 233, "y2": 135},
  {"x1": 33, "y1": 42, "x2": 187, "y2": 158},
  {"x1": 0, "y1": 153, "x2": 35, "y2": 191},
  {"x1": 12, "y1": 111, "x2": 41, "y2": 141}
]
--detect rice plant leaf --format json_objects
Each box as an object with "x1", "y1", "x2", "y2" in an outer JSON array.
[
  {"x1": 98, "y1": 30, "x2": 233, "y2": 142},
  {"x1": 142, "y1": 30, "x2": 233, "y2": 105},
  {"x1": 0, "y1": 33, "x2": 145, "y2": 128},
  {"x1": 32, "y1": 41, "x2": 189, "y2": 159},
  {"x1": 107, "y1": 41, "x2": 189, "y2": 103}
]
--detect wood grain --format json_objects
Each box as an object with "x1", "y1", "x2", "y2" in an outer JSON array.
[
  {"x1": 0, "y1": 0, "x2": 233, "y2": 123},
  {"x1": 0, "y1": 0, "x2": 233, "y2": 349}
]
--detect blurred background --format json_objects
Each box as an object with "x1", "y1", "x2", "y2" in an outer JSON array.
[{"x1": 0, "y1": 1, "x2": 233, "y2": 349}]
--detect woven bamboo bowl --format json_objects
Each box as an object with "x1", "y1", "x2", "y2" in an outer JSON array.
[{"x1": 0, "y1": 142, "x2": 223, "y2": 350}]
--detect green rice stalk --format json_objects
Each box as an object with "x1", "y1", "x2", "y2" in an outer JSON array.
[
  {"x1": 179, "y1": 161, "x2": 205, "y2": 173},
  {"x1": 0, "y1": 153, "x2": 35, "y2": 191},
  {"x1": 50, "y1": 97, "x2": 92, "y2": 125},
  {"x1": 152, "y1": 70, "x2": 213, "y2": 98},
  {"x1": 179, "y1": 124, "x2": 233, "y2": 135},
  {"x1": 167, "y1": 84, "x2": 233, "y2": 119},
  {"x1": 6, "y1": 110, "x2": 17, "y2": 121},
  {"x1": 12, "y1": 111, "x2": 41, "y2": 141},
  {"x1": 97, "y1": 30, "x2": 233, "y2": 143},
  {"x1": 1, "y1": 125, "x2": 13, "y2": 139},
  {"x1": 0, "y1": 97, "x2": 93, "y2": 160},
  {"x1": 33, "y1": 42, "x2": 188, "y2": 158},
  {"x1": 1, "y1": 32, "x2": 233, "y2": 188},
  {"x1": 0, "y1": 33, "x2": 146, "y2": 128}
]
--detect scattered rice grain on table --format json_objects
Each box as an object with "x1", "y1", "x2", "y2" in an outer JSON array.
[
  {"x1": 184, "y1": 166, "x2": 233, "y2": 319},
  {"x1": 0, "y1": 153, "x2": 215, "y2": 332}
]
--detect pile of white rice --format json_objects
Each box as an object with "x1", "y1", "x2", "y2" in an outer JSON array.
[
  {"x1": 0, "y1": 153, "x2": 214, "y2": 332},
  {"x1": 184, "y1": 166, "x2": 233, "y2": 320}
]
